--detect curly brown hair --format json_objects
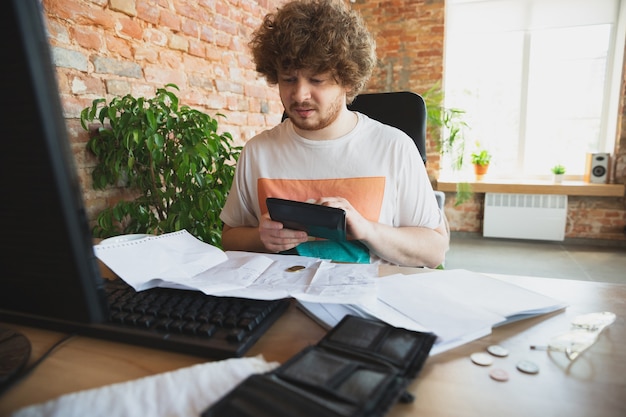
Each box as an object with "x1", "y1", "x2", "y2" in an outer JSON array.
[{"x1": 249, "y1": 0, "x2": 377, "y2": 103}]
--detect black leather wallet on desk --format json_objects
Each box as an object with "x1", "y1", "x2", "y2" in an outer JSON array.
[{"x1": 202, "y1": 315, "x2": 437, "y2": 417}]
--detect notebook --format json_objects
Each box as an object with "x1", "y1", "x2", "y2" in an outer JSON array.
[{"x1": 0, "y1": 0, "x2": 288, "y2": 360}]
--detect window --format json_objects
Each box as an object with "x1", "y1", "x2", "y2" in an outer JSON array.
[{"x1": 443, "y1": 0, "x2": 625, "y2": 179}]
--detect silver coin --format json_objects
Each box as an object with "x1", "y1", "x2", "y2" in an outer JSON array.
[
  {"x1": 487, "y1": 344, "x2": 509, "y2": 357},
  {"x1": 470, "y1": 352, "x2": 493, "y2": 366},
  {"x1": 516, "y1": 360, "x2": 540, "y2": 374}
]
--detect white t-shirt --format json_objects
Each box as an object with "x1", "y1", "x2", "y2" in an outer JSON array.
[{"x1": 220, "y1": 112, "x2": 443, "y2": 258}]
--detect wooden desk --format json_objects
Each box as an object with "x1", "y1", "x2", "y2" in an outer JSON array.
[{"x1": 1, "y1": 272, "x2": 625, "y2": 417}]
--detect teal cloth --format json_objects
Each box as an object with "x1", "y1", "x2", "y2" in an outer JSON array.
[{"x1": 294, "y1": 240, "x2": 370, "y2": 263}]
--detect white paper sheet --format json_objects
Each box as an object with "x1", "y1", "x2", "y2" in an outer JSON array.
[
  {"x1": 94, "y1": 230, "x2": 378, "y2": 304},
  {"x1": 298, "y1": 269, "x2": 567, "y2": 355},
  {"x1": 94, "y1": 230, "x2": 229, "y2": 291}
]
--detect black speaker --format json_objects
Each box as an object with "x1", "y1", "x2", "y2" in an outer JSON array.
[{"x1": 584, "y1": 153, "x2": 610, "y2": 183}]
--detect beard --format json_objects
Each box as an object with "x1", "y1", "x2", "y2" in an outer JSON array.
[{"x1": 285, "y1": 94, "x2": 343, "y2": 132}]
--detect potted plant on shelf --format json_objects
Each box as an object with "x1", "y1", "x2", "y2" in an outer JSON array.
[
  {"x1": 471, "y1": 147, "x2": 492, "y2": 181},
  {"x1": 551, "y1": 164, "x2": 566, "y2": 183},
  {"x1": 80, "y1": 83, "x2": 241, "y2": 248}
]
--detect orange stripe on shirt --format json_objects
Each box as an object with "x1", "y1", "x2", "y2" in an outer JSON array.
[{"x1": 258, "y1": 177, "x2": 385, "y2": 222}]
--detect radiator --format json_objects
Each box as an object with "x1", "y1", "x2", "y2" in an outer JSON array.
[{"x1": 483, "y1": 193, "x2": 567, "y2": 241}]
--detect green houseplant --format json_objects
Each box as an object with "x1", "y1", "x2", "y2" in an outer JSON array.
[
  {"x1": 80, "y1": 84, "x2": 241, "y2": 248},
  {"x1": 551, "y1": 164, "x2": 566, "y2": 175},
  {"x1": 551, "y1": 164, "x2": 566, "y2": 183},
  {"x1": 471, "y1": 147, "x2": 492, "y2": 180},
  {"x1": 423, "y1": 84, "x2": 472, "y2": 204}
]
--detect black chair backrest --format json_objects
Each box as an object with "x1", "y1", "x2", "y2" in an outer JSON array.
[
  {"x1": 348, "y1": 91, "x2": 427, "y2": 164},
  {"x1": 349, "y1": 92, "x2": 444, "y2": 211},
  {"x1": 281, "y1": 91, "x2": 427, "y2": 164}
]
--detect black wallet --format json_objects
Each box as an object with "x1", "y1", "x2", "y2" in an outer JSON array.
[
  {"x1": 201, "y1": 315, "x2": 437, "y2": 417},
  {"x1": 266, "y1": 197, "x2": 347, "y2": 241}
]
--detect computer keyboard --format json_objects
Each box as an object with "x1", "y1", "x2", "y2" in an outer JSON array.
[{"x1": 91, "y1": 278, "x2": 290, "y2": 359}]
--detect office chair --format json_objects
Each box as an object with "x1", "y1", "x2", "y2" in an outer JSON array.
[
  {"x1": 348, "y1": 91, "x2": 428, "y2": 164},
  {"x1": 347, "y1": 91, "x2": 445, "y2": 209}
]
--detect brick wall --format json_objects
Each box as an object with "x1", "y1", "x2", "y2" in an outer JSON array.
[
  {"x1": 352, "y1": 0, "x2": 445, "y2": 175},
  {"x1": 43, "y1": 0, "x2": 625, "y2": 241},
  {"x1": 43, "y1": 0, "x2": 287, "y2": 221}
]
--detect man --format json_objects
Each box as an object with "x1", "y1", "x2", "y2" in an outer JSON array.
[{"x1": 220, "y1": 0, "x2": 448, "y2": 267}]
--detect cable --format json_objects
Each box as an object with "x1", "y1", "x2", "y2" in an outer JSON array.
[{"x1": 0, "y1": 332, "x2": 76, "y2": 397}]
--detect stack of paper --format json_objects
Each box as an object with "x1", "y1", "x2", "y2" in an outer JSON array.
[{"x1": 298, "y1": 269, "x2": 568, "y2": 355}]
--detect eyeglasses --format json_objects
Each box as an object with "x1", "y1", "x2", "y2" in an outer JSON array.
[{"x1": 531, "y1": 311, "x2": 616, "y2": 361}]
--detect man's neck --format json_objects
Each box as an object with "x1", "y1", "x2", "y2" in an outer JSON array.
[{"x1": 293, "y1": 108, "x2": 358, "y2": 141}]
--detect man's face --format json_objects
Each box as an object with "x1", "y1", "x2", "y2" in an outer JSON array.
[{"x1": 278, "y1": 69, "x2": 349, "y2": 137}]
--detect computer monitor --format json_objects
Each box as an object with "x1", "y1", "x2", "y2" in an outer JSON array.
[{"x1": 0, "y1": 0, "x2": 107, "y2": 327}]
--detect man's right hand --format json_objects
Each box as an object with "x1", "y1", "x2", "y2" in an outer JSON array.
[{"x1": 258, "y1": 213, "x2": 309, "y2": 253}]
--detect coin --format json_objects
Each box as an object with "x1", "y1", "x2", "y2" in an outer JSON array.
[
  {"x1": 470, "y1": 352, "x2": 493, "y2": 366},
  {"x1": 286, "y1": 265, "x2": 305, "y2": 272},
  {"x1": 487, "y1": 344, "x2": 509, "y2": 357},
  {"x1": 516, "y1": 360, "x2": 540, "y2": 374},
  {"x1": 489, "y1": 368, "x2": 510, "y2": 382}
]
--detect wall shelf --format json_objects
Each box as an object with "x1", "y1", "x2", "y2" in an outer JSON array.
[{"x1": 436, "y1": 179, "x2": 625, "y2": 197}]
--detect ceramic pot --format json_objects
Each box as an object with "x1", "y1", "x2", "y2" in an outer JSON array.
[{"x1": 474, "y1": 164, "x2": 489, "y2": 180}]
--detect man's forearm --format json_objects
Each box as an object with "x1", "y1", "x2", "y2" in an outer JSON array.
[
  {"x1": 221, "y1": 225, "x2": 268, "y2": 253},
  {"x1": 362, "y1": 223, "x2": 449, "y2": 268}
]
